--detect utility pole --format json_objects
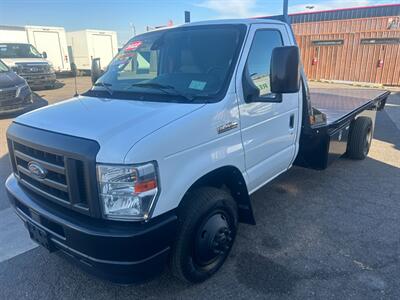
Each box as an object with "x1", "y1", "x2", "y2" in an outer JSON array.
[
  {"x1": 129, "y1": 22, "x2": 136, "y2": 37},
  {"x1": 184, "y1": 11, "x2": 191, "y2": 23},
  {"x1": 283, "y1": 0, "x2": 288, "y2": 18}
]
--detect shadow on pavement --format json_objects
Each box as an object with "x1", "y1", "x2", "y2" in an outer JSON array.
[
  {"x1": 31, "y1": 80, "x2": 65, "y2": 91},
  {"x1": 373, "y1": 93, "x2": 400, "y2": 151},
  {"x1": 0, "y1": 153, "x2": 11, "y2": 210}
]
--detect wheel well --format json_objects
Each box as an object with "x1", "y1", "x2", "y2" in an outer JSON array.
[{"x1": 183, "y1": 166, "x2": 256, "y2": 225}]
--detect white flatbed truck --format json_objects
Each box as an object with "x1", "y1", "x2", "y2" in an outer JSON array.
[{"x1": 5, "y1": 15, "x2": 389, "y2": 283}]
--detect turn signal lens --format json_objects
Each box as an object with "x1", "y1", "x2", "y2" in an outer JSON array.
[
  {"x1": 97, "y1": 162, "x2": 159, "y2": 221},
  {"x1": 135, "y1": 179, "x2": 157, "y2": 193}
]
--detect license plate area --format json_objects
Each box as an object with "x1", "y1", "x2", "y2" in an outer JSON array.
[{"x1": 26, "y1": 221, "x2": 56, "y2": 252}]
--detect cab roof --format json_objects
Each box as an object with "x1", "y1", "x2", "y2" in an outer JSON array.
[{"x1": 180, "y1": 18, "x2": 287, "y2": 27}]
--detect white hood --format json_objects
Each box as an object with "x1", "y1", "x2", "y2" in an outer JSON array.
[
  {"x1": 14, "y1": 96, "x2": 205, "y2": 163},
  {"x1": 2, "y1": 58, "x2": 50, "y2": 67}
]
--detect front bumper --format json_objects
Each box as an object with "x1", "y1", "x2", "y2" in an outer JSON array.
[
  {"x1": 5, "y1": 174, "x2": 177, "y2": 283},
  {"x1": 19, "y1": 72, "x2": 56, "y2": 88}
]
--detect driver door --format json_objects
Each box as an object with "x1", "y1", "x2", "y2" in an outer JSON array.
[{"x1": 236, "y1": 24, "x2": 300, "y2": 192}]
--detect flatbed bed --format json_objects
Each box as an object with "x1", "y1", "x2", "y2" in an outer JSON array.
[{"x1": 310, "y1": 88, "x2": 389, "y2": 125}]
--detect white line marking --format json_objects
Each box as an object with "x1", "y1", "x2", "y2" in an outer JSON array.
[{"x1": 0, "y1": 208, "x2": 38, "y2": 263}]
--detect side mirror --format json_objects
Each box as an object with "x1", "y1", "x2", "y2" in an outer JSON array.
[
  {"x1": 70, "y1": 62, "x2": 77, "y2": 77},
  {"x1": 42, "y1": 51, "x2": 47, "y2": 59},
  {"x1": 70, "y1": 62, "x2": 79, "y2": 97},
  {"x1": 270, "y1": 46, "x2": 300, "y2": 94},
  {"x1": 91, "y1": 58, "x2": 102, "y2": 84},
  {"x1": 242, "y1": 65, "x2": 282, "y2": 103}
]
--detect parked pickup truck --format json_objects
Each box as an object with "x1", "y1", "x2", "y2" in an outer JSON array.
[
  {"x1": 5, "y1": 17, "x2": 389, "y2": 283},
  {"x1": 0, "y1": 43, "x2": 56, "y2": 89}
]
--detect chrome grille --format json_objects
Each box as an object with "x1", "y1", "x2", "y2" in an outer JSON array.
[
  {"x1": 18, "y1": 64, "x2": 50, "y2": 74},
  {"x1": 10, "y1": 140, "x2": 89, "y2": 214}
]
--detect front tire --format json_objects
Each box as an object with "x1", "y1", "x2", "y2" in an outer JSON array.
[
  {"x1": 347, "y1": 116, "x2": 373, "y2": 160},
  {"x1": 170, "y1": 187, "x2": 238, "y2": 283}
]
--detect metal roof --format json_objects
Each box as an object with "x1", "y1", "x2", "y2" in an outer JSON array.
[{"x1": 288, "y1": 4, "x2": 400, "y2": 24}]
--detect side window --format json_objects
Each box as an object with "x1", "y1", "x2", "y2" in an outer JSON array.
[
  {"x1": 246, "y1": 30, "x2": 283, "y2": 97},
  {"x1": 118, "y1": 51, "x2": 158, "y2": 80}
]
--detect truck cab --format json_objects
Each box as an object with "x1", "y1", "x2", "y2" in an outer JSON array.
[
  {"x1": 0, "y1": 43, "x2": 56, "y2": 89},
  {"x1": 5, "y1": 18, "x2": 388, "y2": 283}
]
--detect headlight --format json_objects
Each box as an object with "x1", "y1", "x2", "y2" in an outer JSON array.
[
  {"x1": 97, "y1": 162, "x2": 159, "y2": 221},
  {"x1": 16, "y1": 81, "x2": 30, "y2": 98}
]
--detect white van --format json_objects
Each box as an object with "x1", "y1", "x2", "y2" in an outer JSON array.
[
  {"x1": 67, "y1": 30, "x2": 118, "y2": 72},
  {"x1": 25, "y1": 26, "x2": 71, "y2": 72},
  {"x1": 0, "y1": 25, "x2": 71, "y2": 73},
  {"x1": 0, "y1": 25, "x2": 28, "y2": 43}
]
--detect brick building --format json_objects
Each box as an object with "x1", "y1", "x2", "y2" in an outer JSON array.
[{"x1": 289, "y1": 4, "x2": 400, "y2": 86}]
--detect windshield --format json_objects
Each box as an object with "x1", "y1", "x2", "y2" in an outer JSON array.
[
  {"x1": 0, "y1": 60, "x2": 9, "y2": 72},
  {"x1": 0, "y1": 43, "x2": 42, "y2": 59},
  {"x1": 90, "y1": 24, "x2": 246, "y2": 103}
]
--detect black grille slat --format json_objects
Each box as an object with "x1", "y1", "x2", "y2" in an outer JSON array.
[
  {"x1": 19, "y1": 173, "x2": 69, "y2": 203},
  {"x1": 13, "y1": 142, "x2": 65, "y2": 167},
  {"x1": 0, "y1": 89, "x2": 16, "y2": 101},
  {"x1": 15, "y1": 157, "x2": 67, "y2": 184},
  {"x1": 17, "y1": 165, "x2": 68, "y2": 192},
  {"x1": 14, "y1": 149, "x2": 65, "y2": 174}
]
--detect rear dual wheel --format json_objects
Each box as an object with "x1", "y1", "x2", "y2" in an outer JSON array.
[
  {"x1": 347, "y1": 116, "x2": 373, "y2": 160},
  {"x1": 170, "y1": 187, "x2": 238, "y2": 283}
]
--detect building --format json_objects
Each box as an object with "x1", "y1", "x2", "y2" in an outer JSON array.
[{"x1": 289, "y1": 4, "x2": 400, "y2": 86}]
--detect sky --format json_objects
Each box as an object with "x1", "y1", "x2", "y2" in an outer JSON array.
[{"x1": 0, "y1": 0, "x2": 396, "y2": 46}]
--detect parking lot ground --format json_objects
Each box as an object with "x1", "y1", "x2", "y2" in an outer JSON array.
[
  {"x1": 34, "y1": 76, "x2": 92, "y2": 105},
  {"x1": 0, "y1": 80, "x2": 399, "y2": 299}
]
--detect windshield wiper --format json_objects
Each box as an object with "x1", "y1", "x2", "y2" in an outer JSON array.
[
  {"x1": 93, "y1": 82, "x2": 113, "y2": 96},
  {"x1": 130, "y1": 82, "x2": 195, "y2": 101}
]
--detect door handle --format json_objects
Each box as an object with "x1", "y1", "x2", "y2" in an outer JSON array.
[{"x1": 289, "y1": 114, "x2": 295, "y2": 129}]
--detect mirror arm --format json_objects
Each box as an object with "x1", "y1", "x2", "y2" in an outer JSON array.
[
  {"x1": 251, "y1": 93, "x2": 282, "y2": 103},
  {"x1": 242, "y1": 65, "x2": 260, "y2": 103}
]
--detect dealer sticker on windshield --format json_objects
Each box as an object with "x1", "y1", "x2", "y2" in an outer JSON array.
[
  {"x1": 189, "y1": 80, "x2": 207, "y2": 91},
  {"x1": 125, "y1": 41, "x2": 142, "y2": 51}
]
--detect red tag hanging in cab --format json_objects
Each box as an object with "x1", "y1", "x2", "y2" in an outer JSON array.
[{"x1": 125, "y1": 41, "x2": 142, "y2": 51}]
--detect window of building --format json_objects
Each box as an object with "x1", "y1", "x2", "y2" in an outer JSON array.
[
  {"x1": 361, "y1": 38, "x2": 400, "y2": 45},
  {"x1": 312, "y1": 40, "x2": 344, "y2": 46}
]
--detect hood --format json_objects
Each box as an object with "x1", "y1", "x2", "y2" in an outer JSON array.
[
  {"x1": 1, "y1": 58, "x2": 50, "y2": 67},
  {"x1": 15, "y1": 96, "x2": 205, "y2": 163},
  {"x1": 0, "y1": 71, "x2": 25, "y2": 88}
]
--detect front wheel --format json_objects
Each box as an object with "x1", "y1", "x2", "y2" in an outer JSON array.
[{"x1": 170, "y1": 187, "x2": 238, "y2": 283}]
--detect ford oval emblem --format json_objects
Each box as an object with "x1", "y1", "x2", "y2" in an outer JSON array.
[{"x1": 28, "y1": 161, "x2": 47, "y2": 179}]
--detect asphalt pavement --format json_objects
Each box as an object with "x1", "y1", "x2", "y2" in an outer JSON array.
[{"x1": 0, "y1": 78, "x2": 399, "y2": 299}]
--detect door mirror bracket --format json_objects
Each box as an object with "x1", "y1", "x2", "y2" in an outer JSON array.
[{"x1": 91, "y1": 58, "x2": 103, "y2": 84}]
